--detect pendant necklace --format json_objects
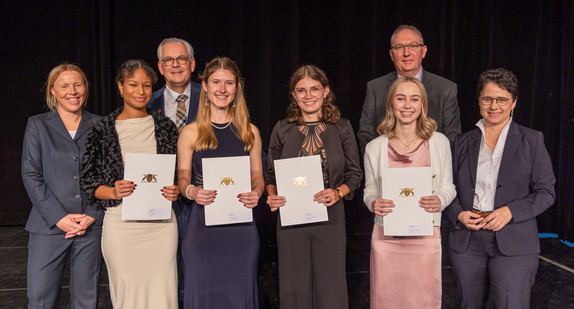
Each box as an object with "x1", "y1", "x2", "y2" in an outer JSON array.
[{"x1": 396, "y1": 135, "x2": 417, "y2": 149}]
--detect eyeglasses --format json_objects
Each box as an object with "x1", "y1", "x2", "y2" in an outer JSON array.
[
  {"x1": 479, "y1": 96, "x2": 511, "y2": 107},
  {"x1": 161, "y1": 56, "x2": 190, "y2": 66},
  {"x1": 294, "y1": 86, "x2": 323, "y2": 98},
  {"x1": 390, "y1": 43, "x2": 425, "y2": 53}
]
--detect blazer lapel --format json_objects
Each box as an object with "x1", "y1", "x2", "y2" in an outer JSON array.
[
  {"x1": 75, "y1": 109, "x2": 93, "y2": 140},
  {"x1": 494, "y1": 122, "x2": 520, "y2": 206},
  {"x1": 46, "y1": 111, "x2": 73, "y2": 142},
  {"x1": 467, "y1": 129, "x2": 481, "y2": 187}
]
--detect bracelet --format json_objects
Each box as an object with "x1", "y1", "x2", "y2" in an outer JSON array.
[{"x1": 185, "y1": 184, "x2": 195, "y2": 200}]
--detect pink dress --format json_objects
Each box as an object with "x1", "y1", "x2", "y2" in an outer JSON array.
[{"x1": 370, "y1": 140, "x2": 441, "y2": 309}]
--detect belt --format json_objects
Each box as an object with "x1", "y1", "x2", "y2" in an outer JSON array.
[{"x1": 471, "y1": 209, "x2": 492, "y2": 218}]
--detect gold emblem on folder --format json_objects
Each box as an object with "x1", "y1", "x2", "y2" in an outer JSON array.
[
  {"x1": 399, "y1": 187, "x2": 415, "y2": 197},
  {"x1": 292, "y1": 176, "x2": 308, "y2": 187},
  {"x1": 142, "y1": 174, "x2": 158, "y2": 183},
  {"x1": 220, "y1": 177, "x2": 235, "y2": 186}
]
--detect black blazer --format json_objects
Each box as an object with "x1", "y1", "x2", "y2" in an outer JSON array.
[
  {"x1": 22, "y1": 109, "x2": 103, "y2": 234},
  {"x1": 443, "y1": 121, "x2": 555, "y2": 256}
]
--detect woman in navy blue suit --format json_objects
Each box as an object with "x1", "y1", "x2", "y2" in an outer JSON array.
[
  {"x1": 444, "y1": 68, "x2": 555, "y2": 308},
  {"x1": 21, "y1": 64, "x2": 103, "y2": 308}
]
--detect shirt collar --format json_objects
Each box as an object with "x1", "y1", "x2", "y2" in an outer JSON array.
[
  {"x1": 164, "y1": 83, "x2": 192, "y2": 105},
  {"x1": 397, "y1": 66, "x2": 423, "y2": 81}
]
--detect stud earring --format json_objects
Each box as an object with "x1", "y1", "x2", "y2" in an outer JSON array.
[{"x1": 510, "y1": 109, "x2": 514, "y2": 117}]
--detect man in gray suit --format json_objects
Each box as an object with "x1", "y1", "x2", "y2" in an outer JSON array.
[{"x1": 358, "y1": 25, "x2": 461, "y2": 151}]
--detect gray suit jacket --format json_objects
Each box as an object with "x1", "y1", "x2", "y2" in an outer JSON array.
[
  {"x1": 22, "y1": 109, "x2": 103, "y2": 234},
  {"x1": 357, "y1": 69, "x2": 461, "y2": 151},
  {"x1": 443, "y1": 122, "x2": 556, "y2": 256}
]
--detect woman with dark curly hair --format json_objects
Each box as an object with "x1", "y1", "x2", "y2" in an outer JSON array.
[
  {"x1": 265, "y1": 65, "x2": 362, "y2": 309},
  {"x1": 80, "y1": 59, "x2": 180, "y2": 308},
  {"x1": 444, "y1": 68, "x2": 555, "y2": 308}
]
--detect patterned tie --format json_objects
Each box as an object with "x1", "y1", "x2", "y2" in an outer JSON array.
[{"x1": 175, "y1": 94, "x2": 189, "y2": 132}]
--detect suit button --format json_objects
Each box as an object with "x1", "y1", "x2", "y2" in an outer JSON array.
[
  {"x1": 74, "y1": 176, "x2": 79, "y2": 180},
  {"x1": 432, "y1": 174, "x2": 436, "y2": 178},
  {"x1": 432, "y1": 190, "x2": 435, "y2": 194},
  {"x1": 73, "y1": 157, "x2": 79, "y2": 161},
  {"x1": 75, "y1": 194, "x2": 81, "y2": 199}
]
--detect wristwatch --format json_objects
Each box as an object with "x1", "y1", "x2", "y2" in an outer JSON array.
[{"x1": 336, "y1": 188, "x2": 344, "y2": 199}]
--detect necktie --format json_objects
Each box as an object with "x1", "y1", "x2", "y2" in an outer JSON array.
[{"x1": 175, "y1": 94, "x2": 189, "y2": 132}]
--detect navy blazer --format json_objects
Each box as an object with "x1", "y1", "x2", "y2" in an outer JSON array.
[
  {"x1": 22, "y1": 109, "x2": 103, "y2": 234},
  {"x1": 148, "y1": 82, "x2": 201, "y2": 124},
  {"x1": 357, "y1": 69, "x2": 461, "y2": 150},
  {"x1": 443, "y1": 121, "x2": 555, "y2": 256}
]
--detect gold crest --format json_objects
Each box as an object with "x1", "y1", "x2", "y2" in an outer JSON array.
[
  {"x1": 142, "y1": 174, "x2": 157, "y2": 183},
  {"x1": 292, "y1": 176, "x2": 308, "y2": 187},
  {"x1": 220, "y1": 177, "x2": 235, "y2": 186},
  {"x1": 399, "y1": 187, "x2": 415, "y2": 197}
]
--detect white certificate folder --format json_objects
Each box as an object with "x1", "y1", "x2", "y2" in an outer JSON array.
[
  {"x1": 274, "y1": 155, "x2": 328, "y2": 226},
  {"x1": 202, "y1": 156, "x2": 252, "y2": 226},
  {"x1": 122, "y1": 153, "x2": 176, "y2": 220},
  {"x1": 382, "y1": 167, "x2": 433, "y2": 236}
]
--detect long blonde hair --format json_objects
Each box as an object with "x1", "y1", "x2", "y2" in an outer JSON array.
[
  {"x1": 194, "y1": 57, "x2": 254, "y2": 151},
  {"x1": 377, "y1": 76, "x2": 437, "y2": 140}
]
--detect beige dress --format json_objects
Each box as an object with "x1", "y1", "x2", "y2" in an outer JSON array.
[{"x1": 102, "y1": 115, "x2": 178, "y2": 308}]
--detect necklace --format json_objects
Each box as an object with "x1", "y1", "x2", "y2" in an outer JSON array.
[
  {"x1": 211, "y1": 121, "x2": 231, "y2": 130},
  {"x1": 396, "y1": 135, "x2": 417, "y2": 149},
  {"x1": 484, "y1": 132, "x2": 497, "y2": 147}
]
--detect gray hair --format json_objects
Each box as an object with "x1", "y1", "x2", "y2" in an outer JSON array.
[
  {"x1": 157, "y1": 38, "x2": 194, "y2": 61},
  {"x1": 390, "y1": 25, "x2": 424, "y2": 47}
]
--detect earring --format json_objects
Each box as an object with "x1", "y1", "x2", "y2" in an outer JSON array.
[
  {"x1": 232, "y1": 102, "x2": 236, "y2": 108},
  {"x1": 204, "y1": 96, "x2": 209, "y2": 107},
  {"x1": 510, "y1": 109, "x2": 514, "y2": 117}
]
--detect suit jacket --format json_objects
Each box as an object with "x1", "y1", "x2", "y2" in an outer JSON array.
[
  {"x1": 357, "y1": 69, "x2": 461, "y2": 151},
  {"x1": 22, "y1": 109, "x2": 103, "y2": 234},
  {"x1": 363, "y1": 132, "x2": 456, "y2": 228},
  {"x1": 265, "y1": 118, "x2": 363, "y2": 225},
  {"x1": 148, "y1": 81, "x2": 201, "y2": 124},
  {"x1": 443, "y1": 121, "x2": 555, "y2": 256}
]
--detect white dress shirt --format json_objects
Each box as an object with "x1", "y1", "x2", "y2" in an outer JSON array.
[
  {"x1": 163, "y1": 83, "x2": 191, "y2": 124},
  {"x1": 473, "y1": 118, "x2": 512, "y2": 211}
]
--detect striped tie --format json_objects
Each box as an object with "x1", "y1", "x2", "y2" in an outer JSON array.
[{"x1": 175, "y1": 94, "x2": 188, "y2": 132}]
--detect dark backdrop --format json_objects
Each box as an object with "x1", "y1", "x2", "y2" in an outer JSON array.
[{"x1": 1, "y1": 1, "x2": 573, "y2": 242}]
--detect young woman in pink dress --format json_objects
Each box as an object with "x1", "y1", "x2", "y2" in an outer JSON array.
[{"x1": 363, "y1": 76, "x2": 456, "y2": 308}]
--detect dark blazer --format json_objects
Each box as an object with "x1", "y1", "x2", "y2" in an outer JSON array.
[
  {"x1": 148, "y1": 82, "x2": 202, "y2": 124},
  {"x1": 265, "y1": 118, "x2": 363, "y2": 224},
  {"x1": 443, "y1": 121, "x2": 555, "y2": 256},
  {"x1": 357, "y1": 69, "x2": 461, "y2": 151},
  {"x1": 80, "y1": 107, "x2": 178, "y2": 210},
  {"x1": 22, "y1": 109, "x2": 103, "y2": 234}
]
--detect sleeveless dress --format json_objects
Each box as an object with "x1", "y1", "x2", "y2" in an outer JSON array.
[
  {"x1": 102, "y1": 115, "x2": 178, "y2": 309},
  {"x1": 182, "y1": 124, "x2": 260, "y2": 309}
]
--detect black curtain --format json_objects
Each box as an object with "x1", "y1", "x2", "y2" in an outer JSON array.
[{"x1": 1, "y1": 0, "x2": 572, "y2": 242}]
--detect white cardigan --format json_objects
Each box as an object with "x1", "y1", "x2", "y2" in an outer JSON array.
[{"x1": 363, "y1": 132, "x2": 456, "y2": 227}]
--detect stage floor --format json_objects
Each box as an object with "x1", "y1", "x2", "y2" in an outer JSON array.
[{"x1": 1, "y1": 225, "x2": 573, "y2": 308}]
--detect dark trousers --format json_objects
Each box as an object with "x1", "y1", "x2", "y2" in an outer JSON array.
[
  {"x1": 27, "y1": 228, "x2": 103, "y2": 309},
  {"x1": 449, "y1": 229, "x2": 538, "y2": 309}
]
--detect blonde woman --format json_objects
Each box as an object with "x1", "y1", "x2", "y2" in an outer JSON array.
[
  {"x1": 363, "y1": 76, "x2": 456, "y2": 308},
  {"x1": 177, "y1": 57, "x2": 264, "y2": 309}
]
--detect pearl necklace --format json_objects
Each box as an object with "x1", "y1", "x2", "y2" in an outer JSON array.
[{"x1": 211, "y1": 121, "x2": 231, "y2": 130}]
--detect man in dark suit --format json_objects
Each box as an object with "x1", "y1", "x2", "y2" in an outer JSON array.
[
  {"x1": 148, "y1": 37, "x2": 200, "y2": 307},
  {"x1": 357, "y1": 25, "x2": 461, "y2": 151},
  {"x1": 148, "y1": 37, "x2": 201, "y2": 128}
]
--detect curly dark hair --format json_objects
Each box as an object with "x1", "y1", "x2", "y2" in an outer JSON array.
[
  {"x1": 115, "y1": 59, "x2": 158, "y2": 86},
  {"x1": 287, "y1": 65, "x2": 340, "y2": 124},
  {"x1": 477, "y1": 68, "x2": 518, "y2": 100}
]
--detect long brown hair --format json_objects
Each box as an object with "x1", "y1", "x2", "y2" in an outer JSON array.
[
  {"x1": 287, "y1": 65, "x2": 340, "y2": 124},
  {"x1": 377, "y1": 76, "x2": 437, "y2": 140},
  {"x1": 194, "y1": 57, "x2": 254, "y2": 151}
]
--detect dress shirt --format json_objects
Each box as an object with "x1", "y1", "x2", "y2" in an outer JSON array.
[
  {"x1": 397, "y1": 66, "x2": 423, "y2": 81},
  {"x1": 163, "y1": 84, "x2": 191, "y2": 124},
  {"x1": 474, "y1": 118, "x2": 512, "y2": 212}
]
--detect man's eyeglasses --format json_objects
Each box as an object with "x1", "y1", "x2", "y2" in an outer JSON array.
[
  {"x1": 479, "y1": 97, "x2": 511, "y2": 107},
  {"x1": 294, "y1": 86, "x2": 323, "y2": 98},
  {"x1": 161, "y1": 56, "x2": 190, "y2": 66},
  {"x1": 390, "y1": 43, "x2": 425, "y2": 53}
]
